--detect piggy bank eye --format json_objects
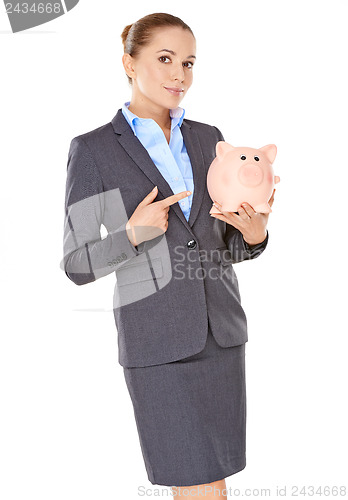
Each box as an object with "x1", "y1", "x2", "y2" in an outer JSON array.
[
  {"x1": 240, "y1": 155, "x2": 246, "y2": 160},
  {"x1": 254, "y1": 156, "x2": 260, "y2": 161}
]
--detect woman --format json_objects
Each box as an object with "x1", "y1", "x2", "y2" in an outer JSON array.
[{"x1": 63, "y1": 12, "x2": 274, "y2": 498}]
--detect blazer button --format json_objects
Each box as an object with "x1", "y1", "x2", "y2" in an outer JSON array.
[{"x1": 187, "y1": 239, "x2": 197, "y2": 249}]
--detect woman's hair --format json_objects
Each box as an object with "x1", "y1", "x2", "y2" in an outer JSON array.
[{"x1": 121, "y1": 12, "x2": 195, "y2": 85}]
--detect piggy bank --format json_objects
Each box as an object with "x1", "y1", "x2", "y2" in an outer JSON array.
[{"x1": 207, "y1": 142, "x2": 280, "y2": 214}]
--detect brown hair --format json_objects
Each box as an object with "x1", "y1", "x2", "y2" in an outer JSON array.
[{"x1": 121, "y1": 12, "x2": 195, "y2": 85}]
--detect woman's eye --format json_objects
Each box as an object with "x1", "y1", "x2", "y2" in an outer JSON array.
[
  {"x1": 240, "y1": 155, "x2": 246, "y2": 160},
  {"x1": 159, "y1": 56, "x2": 171, "y2": 63},
  {"x1": 158, "y1": 56, "x2": 193, "y2": 68},
  {"x1": 254, "y1": 156, "x2": 260, "y2": 161}
]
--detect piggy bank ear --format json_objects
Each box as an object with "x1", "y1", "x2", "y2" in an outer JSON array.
[
  {"x1": 259, "y1": 144, "x2": 277, "y2": 163},
  {"x1": 216, "y1": 141, "x2": 235, "y2": 159}
]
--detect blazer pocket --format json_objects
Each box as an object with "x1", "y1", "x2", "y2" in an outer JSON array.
[{"x1": 116, "y1": 257, "x2": 164, "y2": 286}]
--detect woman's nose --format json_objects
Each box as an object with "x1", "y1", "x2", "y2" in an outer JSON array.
[{"x1": 171, "y1": 62, "x2": 185, "y2": 82}]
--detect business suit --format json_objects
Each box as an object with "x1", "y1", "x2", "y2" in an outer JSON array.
[
  {"x1": 63, "y1": 108, "x2": 269, "y2": 368},
  {"x1": 63, "y1": 107, "x2": 269, "y2": 486}
]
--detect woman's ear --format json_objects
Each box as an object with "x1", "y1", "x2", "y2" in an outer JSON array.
[{"x1": 122, "y1": 53, "x2": 136, "y2": 81}]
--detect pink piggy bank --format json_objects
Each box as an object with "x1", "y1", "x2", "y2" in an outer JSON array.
[{"x1": 207, "y1": 142, "x2": 280, "y2": 214}]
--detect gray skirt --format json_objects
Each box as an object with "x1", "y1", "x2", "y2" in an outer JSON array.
[{"x1": 122, "y1": 322, "x2": 246, "y2": 487}]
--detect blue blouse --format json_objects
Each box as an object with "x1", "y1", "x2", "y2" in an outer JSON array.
[{"x1": 121, "y1": 101, "x2": 194, "y2": 222}]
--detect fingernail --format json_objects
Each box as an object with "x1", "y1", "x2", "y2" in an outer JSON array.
[
  {"x1": 187, "y1": 191, "x2": 191, "y2": 195},
  {"x1": 152, "y1": 186, "x2": 157, "y2": 191}
]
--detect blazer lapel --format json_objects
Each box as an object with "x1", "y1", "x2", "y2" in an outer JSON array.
[
  {"x1": 181, "y1": 121, "x2": 205, "y2": 228},
  {"x1": 111, "y1": 109, "x2": 205, "y2": 231}
]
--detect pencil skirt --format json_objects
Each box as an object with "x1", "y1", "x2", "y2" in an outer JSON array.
[{"x1": 122, "y1": 323, "x2": 247, "y2": 487}]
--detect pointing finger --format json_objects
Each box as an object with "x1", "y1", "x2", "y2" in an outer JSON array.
[{"x1": 161, "y1": 190, "x2": 191, "y2": 208}]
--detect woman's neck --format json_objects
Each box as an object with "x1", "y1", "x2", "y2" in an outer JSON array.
[{"x1": 128, "y1": 98, "x2": 171, "y2": 130}]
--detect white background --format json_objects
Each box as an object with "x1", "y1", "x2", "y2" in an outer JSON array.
[{"x1": 1, "y1": 0, "x2": 347, "y2": 498}]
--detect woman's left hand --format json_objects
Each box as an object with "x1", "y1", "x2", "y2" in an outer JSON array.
[{"x1": 210, "y1": 189, "x2": 276, "y2": 246}]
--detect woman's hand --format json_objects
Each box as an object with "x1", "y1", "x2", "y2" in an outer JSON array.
[
  {"x1": 126, "y1": 186, "x2": 191, "y2": 247},
  {"x1": 210, "y1": 189, "x2": 276, "y2": 246}
]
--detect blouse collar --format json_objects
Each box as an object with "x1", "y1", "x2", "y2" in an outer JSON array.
[{"x1": 122, "y1": 101, "x2": 185, "y2": 134}]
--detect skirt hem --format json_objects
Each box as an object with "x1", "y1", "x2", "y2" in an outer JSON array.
[{"x1": 148, "y1": 455, "x2": 246, "y2": 487}]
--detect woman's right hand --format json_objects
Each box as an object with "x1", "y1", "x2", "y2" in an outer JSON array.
[{"x1": 126, "y1": 186, "x2": 191, "y2": 247}]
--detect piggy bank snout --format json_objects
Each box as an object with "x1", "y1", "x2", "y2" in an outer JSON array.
[{"x1": 238, "y1": 163, "x2": 264, "y2": 187}]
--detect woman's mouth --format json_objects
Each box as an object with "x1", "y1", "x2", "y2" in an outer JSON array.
[{"x1": 164, "y1": 87, "x2": 184, "y2": 96}]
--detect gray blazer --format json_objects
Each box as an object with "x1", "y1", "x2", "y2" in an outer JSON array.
[{"x1": 62, "y1": 109, "x2": 269, "y2": 368}]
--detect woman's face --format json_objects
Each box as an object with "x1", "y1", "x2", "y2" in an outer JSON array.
[{"x1": 124, "y1": 27, "x2": 196, "y2": 110}]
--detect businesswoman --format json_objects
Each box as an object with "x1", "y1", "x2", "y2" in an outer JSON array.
[{"x1": 63, "y1": 12, "x2": 274, "y2": 498}]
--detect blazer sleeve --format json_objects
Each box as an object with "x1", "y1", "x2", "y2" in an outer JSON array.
[
  {"x1": 62, "y1": 136, "x2": 146, "y2": 286},
  {"x1": 212, "y1": 126, "x2": 269, "y2": 263}
]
